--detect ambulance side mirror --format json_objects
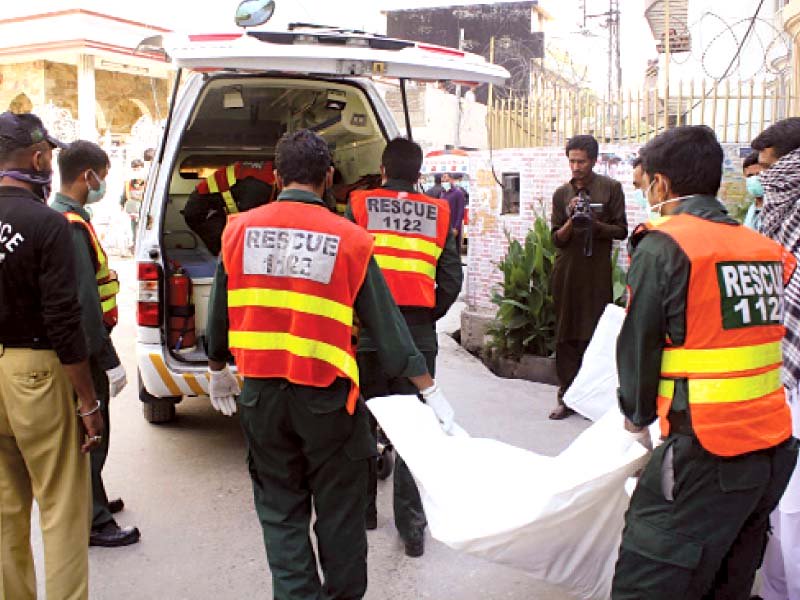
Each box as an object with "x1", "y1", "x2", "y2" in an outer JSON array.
[{"x1": 235, "y1": 0, "x2": 276, "y2": 28}]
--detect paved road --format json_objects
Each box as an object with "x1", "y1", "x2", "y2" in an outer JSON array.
[{"x1": 33, "y1": 257, "x2": 588, "y2": 599}]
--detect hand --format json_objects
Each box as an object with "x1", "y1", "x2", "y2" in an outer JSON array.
[
  {"x1": 79, "y1": 407, "x2": 105, "y2": 453},
  {"x1": 106, "y1": 364, "x2": 127, "y2": 398},
  {"x1": 421, "y1": 383, "x2": 455, "y2": 434},
  {"x1": 568, "y1": 196, "x2": 580, "y2": 216},
  {"x1": 625, "y1": 418, "x2": 653, "y2": 451},
  {"x1": 209, "y1": 366, "x2": 240, "y2": 416}
]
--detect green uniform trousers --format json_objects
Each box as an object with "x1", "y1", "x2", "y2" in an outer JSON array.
[
  {"x1": 89, "y1": 359, "x2": 113, "y2": 529},
  {"x1": 612, "y1": 433, "x2": 798, "y2": 600},
  {"x1": 359, "y1": 349, "x2": 436, "y2": 544},
  {"x1": 238, "y1": 377, "x2": 376, "y2": 600}
]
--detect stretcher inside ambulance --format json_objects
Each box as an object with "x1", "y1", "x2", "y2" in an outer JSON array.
[{"x1": 133, "y1": 28, "x2": 508, "y2": 422}]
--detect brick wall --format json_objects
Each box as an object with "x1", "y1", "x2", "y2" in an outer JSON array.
[{"x1": 465, "y1": 143, "x2": 750, "y2": 316}]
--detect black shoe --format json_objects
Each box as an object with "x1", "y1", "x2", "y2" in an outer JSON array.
[
  {"x1": 366, "y1": 513, "x2": 377, "y2": 531},
  {"x1": 90, "y1": 521, "x2": 141, "y2": 547},
  {"x1": 107, "y1": 498, "x2": 124, "y2": 514},
  {"x1": 404, "y1": 538, "x2": 424, "y2": 558}
]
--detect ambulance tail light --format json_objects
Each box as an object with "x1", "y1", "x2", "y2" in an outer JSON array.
[{"x1": 137, "y1": 262, "x2": 162, "y2": 327}]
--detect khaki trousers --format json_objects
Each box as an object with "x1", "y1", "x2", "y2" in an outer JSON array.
[{"x1": 0, "y1": 347, "x2": 90, "y2": 600}]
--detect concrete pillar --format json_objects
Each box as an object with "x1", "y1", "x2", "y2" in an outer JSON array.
[{"x1": 77, "y1": 53, "x2": 97, "y2": 140}]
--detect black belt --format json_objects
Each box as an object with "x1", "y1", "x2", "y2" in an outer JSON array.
[{"x1": 0, "y1": 339, "x2": 52, "y2": 350}]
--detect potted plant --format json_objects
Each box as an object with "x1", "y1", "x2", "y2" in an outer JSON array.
[{"x1": 486, "y1": 216, "x2": 559, "y2": 384}]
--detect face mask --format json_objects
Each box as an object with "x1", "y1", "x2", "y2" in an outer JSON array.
[
  {"x1": 85, "y1": 170, "x2": 106, "y2": 204},
  {"x1": 644, "y1": 180, "x2": 690, "y2": 220},
  {"x1": 442, "y1": 182, "x2": 452, "y2": 191},
  {"x1": 746, "y1": 175, "x2": 764, "y2": 198},
  {"x1": 0, "y1": 168, "x2": 53, "y2": 201},
  {"x1": 633, "y1": 189, "x2": 648, "y2": 210}
]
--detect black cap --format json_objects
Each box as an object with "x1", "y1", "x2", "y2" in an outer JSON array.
[{"x1": 0, "y1": 111, "x2": 65, "y2": 151}]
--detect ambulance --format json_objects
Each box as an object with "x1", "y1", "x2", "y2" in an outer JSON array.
[{"x1": 134, "y1": 1, "x2": 508, "y2": 422}]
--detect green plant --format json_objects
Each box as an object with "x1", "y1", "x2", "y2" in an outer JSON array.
[{"x1": 487, "y1": 216, "x2": 556, "y2": 358}]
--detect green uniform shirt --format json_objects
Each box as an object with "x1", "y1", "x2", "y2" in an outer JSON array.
[
  {"x1": 344, "y1": 178, "x2": 463, "y2": 353},
  {"x1": 206, "y1": 188, "x2": 428, "y2": 379},
  {"x1": 50, "y1": 193, "x2": 120, "y2": 371},
  {"x1": 617, "y1": 195, "x2": 737, "y2": 428}
]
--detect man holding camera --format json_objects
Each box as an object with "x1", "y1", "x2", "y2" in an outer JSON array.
[{"x1": 550, "y1": 134, "x2": 628, "y2": 419}]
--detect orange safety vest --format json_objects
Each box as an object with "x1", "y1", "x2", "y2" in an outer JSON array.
[
  {"x1": 222, "y1": 201, "x2": 374, "y2": 414},
  {"x1": 643, "y1": 214, "x2": 795, "y2": 457},
  {"x1": 196, "y1": 161, "x2": 275, "y2": 215},
  {"x1": 350, "y1": 188, "x2": 450, "y2": 308},
  {"x1": 63, "y1": 212, "x2": 120, "y2": 329}
]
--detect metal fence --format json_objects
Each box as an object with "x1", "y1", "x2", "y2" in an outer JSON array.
[{"x1": 488, "y1": 77, "x2": 792, "y2": 148}]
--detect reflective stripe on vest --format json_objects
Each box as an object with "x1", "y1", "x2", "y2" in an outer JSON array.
[
  {"x1": 207, "y1": 164, "x2": 238, "y2": 215},
  {"x1": 200, "y1": 161, "x2": 275, "y2": 215},
  {"x1": 63, "y1": 212, "x2": 119, "y2": 328},
  {"x1": 644, "y1": 214, "x2": 794, "y2": 456},
  {"x1": 222, "y1": 201, "x2": 374, "y2": 414},
  {"x1": 350, "y1": 188, "x2": 450, "y2": 308}
]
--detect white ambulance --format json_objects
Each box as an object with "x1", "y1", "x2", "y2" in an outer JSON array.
[{"x1": 134, "y1": 5, "x2": 508, "y2": 422}]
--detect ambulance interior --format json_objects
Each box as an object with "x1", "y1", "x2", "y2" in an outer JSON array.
[{"x1": 161, "y1": 76, "x2": 387, "y2": 363}]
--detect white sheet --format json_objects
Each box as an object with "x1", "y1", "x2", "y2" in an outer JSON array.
[{"x1": 367, "y1": 396, "x2": 650, "y2": 600}]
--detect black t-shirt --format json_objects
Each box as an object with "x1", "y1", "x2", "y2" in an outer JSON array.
[{"x1": 0, "y1": 186, "x2": 87, "y2": 363}]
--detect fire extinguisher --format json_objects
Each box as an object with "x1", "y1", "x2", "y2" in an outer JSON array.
[{"x1": 168, "y1": 262, "x2": 196, "y2": 351}]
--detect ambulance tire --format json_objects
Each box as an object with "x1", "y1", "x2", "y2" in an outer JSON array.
[
  {"x1": 142, "y1": 399, "x2": 177, "y2": 424},
  {"x1": 139, "y1": 371, "x2": 179, "y2": 424},
  {"x1": 376, "y1": 449, "x2": 394, "y2": 480}
]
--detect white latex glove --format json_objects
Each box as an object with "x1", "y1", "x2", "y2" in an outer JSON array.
[
  {"x1": 421, "y1": 384, "x2": 455, "y2": 434},
  {"x1": 209, "y1": 367, "x2": 240, "y2": 416},
  {"x1": 106, "y1": 364, "x2": 127, "y2": 398}
]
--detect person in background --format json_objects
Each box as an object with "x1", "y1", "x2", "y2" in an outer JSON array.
[
  {"x1": 441, "y1": 172, "x2": 467, "y2": 250},
  {"x1": 52, "y1": 140, "x2": 140, "y2": 548},
  {"x1": 550, "y1": 134, "x2": 628, "y2": 420},
  {"x1": 348, "y1": 137, "x2": 462, "y2": 557},
  {"x1": 631, "y1": 156, "x2": 648, "y2": 213},
  {"x1": 205, "y1": 130, "x2": 453, "y2": 600},
  {"x1": 425, "y1": 173, "x2": 443, "y2": 199},
  {"x1": 613, "y1": 124, "x2": 798, "y2": 599},
  {"x1": 120, "y1": 158, "x2": 146, "y2": 253},
  {"x1": 742, "y1": 151, "x2": 764, "y2": 231},
  {"x1": 0, "y1": 110, "x2": 103, "y2": 599},
  {"x1": 749, "y1": 117, "x2": 800, "y2": 600}
]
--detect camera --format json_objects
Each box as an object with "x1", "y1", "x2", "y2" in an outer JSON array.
[
  {"x1": 572, "y1": 190, "x2": 593, "y2": 230},
  {"x1": 571, "y1": 189, "x2": 594, "y2": 256}
]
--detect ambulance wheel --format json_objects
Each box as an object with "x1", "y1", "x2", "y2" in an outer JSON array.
[
  {"x1": 142, "y1": 399, "x2": 176, "y2": 424},
  {"x1": 376, "y1": 450, "x2": 394, "y2": 480},
  {"x1": 139, "y1": 371, "x2": 178, "y2": 424}
]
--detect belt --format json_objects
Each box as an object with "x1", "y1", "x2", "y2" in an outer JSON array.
[{"x1": 0, "y1": 336, "x2": 52, "y2": 350}]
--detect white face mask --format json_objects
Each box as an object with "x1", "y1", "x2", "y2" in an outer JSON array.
[{"x1": 645, "y1": 179, "x2": 691, "y2": 219}]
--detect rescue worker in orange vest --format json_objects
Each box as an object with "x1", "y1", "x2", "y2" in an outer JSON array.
[
  {"x1": 51, "y1": 141, "x2": 141, "y2": 547},
  {"x1": 205, "y1": 130, "x2": 454, "y2": 600},
  {"x1": 612, "y1": 125, "x2": 799, "y2": 598},
  {"x1": 347, "y1": 137, "x2": 462, "y2": 557},
  {"x1": 183, "y1": 160, "x2": 275, "y2": 255}
]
